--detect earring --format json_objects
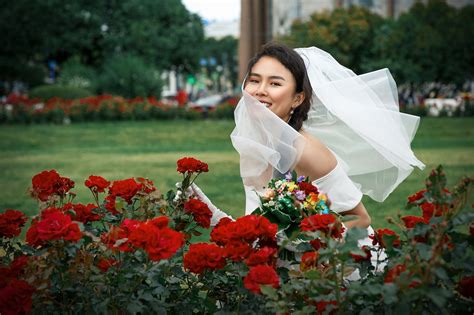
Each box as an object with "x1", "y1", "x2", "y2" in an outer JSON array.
[{"x1": 290, "y1": 108, "x2": 295, "y2": 115}]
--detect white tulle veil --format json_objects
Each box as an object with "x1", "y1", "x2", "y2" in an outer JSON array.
[{"x1": 231, "y1": 46, "x2": 425, "y2": 213}]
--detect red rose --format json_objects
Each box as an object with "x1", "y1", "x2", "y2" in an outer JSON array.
[
  {"x1": 128, "y1": 219, "x2": 184, "y2": 261},
  {"x1": 26, "y1": 209, "x2": 82, "y2": 246},
  {"x1": 210, "y1": 218, "x2": 233, "y2": 245},
  {"x1": 85, "y1": 175, "x2": 110, "y2": 193},
  {"x1": 0, "y1": 209, "x2": 28, "y2": 238},
  {"x1": 104, "y1": 195, "x2": 118, "y2": 214},
  {"x1": 457, "y1": 276, "x2": 474, "y2": 299},
  {"x1": 243, "y1": 265, "x2": 280, "y2": 294},
  {"x1": 315, "y1": 300, "x2": 337, "y2": 315},
  {"x1": 0, "y1": 256, "x2": 30, "y2": 288},
  {"x1": 149, "y1": 216, "x2": 170, "y2": 229},
  {"x1": 371, "y1": 228, "x2": 400, "y2": 248},
  {"x1": 300, "y1": 251, "x2": 319, "y2": 271},
  {"x1": 31, "y1": 170, "x2": 61, "y2": 201},
  {"x1": 63, "y1": 203, "x2": 101, "y2": 223},
  {"x1": 31, "y1": 170, "x2": 75, "y2": 201},
  {"x1": 350, "y1": 245, "x2": 372, "y2": 262},
  {"x1": 407, "y1": 189, "x2": 427, "y2": 204},
  {"x1": 401, "y1": 215, "x2": 428, "y2": 229},
  {"x1": 298, "y1": 181, "x2": 319, "y2": 195},
  {"x1": 245, "y1": 247, "x2": 277, "y2": 266},
  {"x1": 301, "y1": 214, "x2": 344, "y2": 238},
  {"x1": 184, "y1": 198, "x2": 213, "y2": 228},
  {"x1": 225, "y1": 242, "x2": 253, "y2": 262},
  {"x1": 97, "y1": 257, "x2": 119, "y2": 272},
  {"x1": 101, "y1": 226, "x2": 133, "y2": 252},
  {"x1": 108, "y1": 178, "x2": 140, "y2": 203},
  {"x1": 136, "y1": 177, "x2": 156, "y2": 194},
  {"x1": 384, "y1": 264, "x2": 420, "y2": 288},
  {"x1": 310, "y1": 238, "x2": 325, "y2": 250},
  {"x1": 35, "y1": 211, "x2": 81, "y2": 242},
  {"x1": 176, "y1": 157, "x2": 209, "y2": 174},
  {"x1": 0, "y1": 279, "x2": 36, "y2": 315},
  {"x1": 183, "y1": 243, "x2": 226, "y2": 274},
  {"x1": 210, "y1": 215, "x2": 277, "y2": 246},
  {"x1": 384, "y1": 264, "x2": 407, "y2": 283}
]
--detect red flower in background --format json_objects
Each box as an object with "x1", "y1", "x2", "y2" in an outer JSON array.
[
  {"x1": 31, "y1": 170, "x2": 75, "y2": 201},
  {"x1": 408, "y1": 189, "x2": 427, "y2": 203},
  {"x1": 350, "y1": 246, "x2": 372, "y2": 262},
  {"x1": 300, "y1": 214, "x2": 344, "y2": 238},
  {"x1": 63, "y1": 203, "x2": 101, "y2": 223},
  {"x1": 401, "y1": 215, "x2": 428, "y2": 229},
  {"x1": 26, "y1": 209, "x2": 82, "y2": 246},
  {"x1": 104, "y1": 195, "x2": 118, "y2": 214},
  {"x1": 245, "y1": 247, "x2": 277, "y2": 267},
  {"x1": 0, "y1": 256, "x2": 30, "y2": 288},
  {"x1": 243, "y1": 265, "x2": 280, "y2": 294},
  {"x1": 384, "y1": 264, "x2": 407, "y2": 283},
  {"x1": 136, "y1": 177, "x2": 156, "y2": 194},
  {"x1": 210, "y1": 215, "x2": 277, "y2": 246},
  {"x1": 183, "y1": 243, "x2": 226, "y2": 274},
  {"x1": 298, "y1": 181, "x2": 319, "y2": 195},
  {"x1": 184, "y1": 198, "x2": 212, "y2": 228},
  {"x1": 371, "y1": 228, "x2": 401, "y2": 248},
  {"x1": 225, "y1": 242, "x2": 253, "y2": 262},
  {"x1": 177, "y1": 157, "x2": 209, "y2": 174},
  {"x1": 128, "y1": 218, "x2": 184, "y2": 261},
  {"x1": 85, "y1": 175, "x2": 110, "y2": 193},
  {"x1": 457, "y1": 276, "x2": 474, "y2": 299},
  {"x1": 300, "y1": 251, "x2": 319, "y2": 271},
  {"x1": 0, "y1": 210, "x2": 28, "y2": 238},
  {"x1": 0, "y1": 279, "x2": 36, "y2": 315},
  {"x1": 315, "y1": 300, "x2": 337, "y2": 315},
  {"x1": 384, "y1": 264, "x2": 420, "y2": 288},
  {"x1": 97, "y1": 258, "x2": 119, "y2": 272},
  {"x1": 108, "y1": 178, "x2": 140, "y2": 203}
]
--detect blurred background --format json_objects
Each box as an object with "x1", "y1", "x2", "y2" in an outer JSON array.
[{"x1": 0, "y1": 0, "x2": 472, "y2": 224}]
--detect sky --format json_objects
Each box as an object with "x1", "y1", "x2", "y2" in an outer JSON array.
[{"x1": 182, "y1": 0, "x2": 240, "y2": 22}]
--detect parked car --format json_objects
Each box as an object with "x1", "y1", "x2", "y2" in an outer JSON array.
[{"x1": 188, "y1": 94, "x2": 226, "y2": 110}]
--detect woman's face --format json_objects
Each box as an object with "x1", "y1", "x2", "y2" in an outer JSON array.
[{"x1": 244, "y1": 56, "x2": 302, "y2": 121}]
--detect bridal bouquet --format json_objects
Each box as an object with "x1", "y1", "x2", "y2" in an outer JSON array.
[{"x1": 254, "y1": 172, "x2": 334, "y2": 238}]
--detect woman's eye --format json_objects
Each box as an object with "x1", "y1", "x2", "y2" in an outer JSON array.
[
  {"x1": 249, "y1": 79, "x2": 259, "y2": 84},
  {"x1": 270, "y1": 82, "x2": 282, "y2": 86}
]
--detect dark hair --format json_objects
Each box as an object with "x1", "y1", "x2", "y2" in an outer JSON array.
[{"x1": 245, "y1": 42, "x2": 313, "y2": 131}]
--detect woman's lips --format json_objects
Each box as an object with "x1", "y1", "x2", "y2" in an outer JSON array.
[{"x1": 259, "y1": 100, "x2": 272, "y2": 108}]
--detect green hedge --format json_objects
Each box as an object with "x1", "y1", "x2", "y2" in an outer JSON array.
[{"x1": 29, "y1": 85, "x2": 93, "y2": 100}]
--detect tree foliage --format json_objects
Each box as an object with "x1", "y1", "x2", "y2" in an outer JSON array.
[
  {"x1": 0, "y1": 0, "x2": 204, "y2": 88},
  {"x1": 281, "y1": 0, "x2": 474, "y2": 84}
]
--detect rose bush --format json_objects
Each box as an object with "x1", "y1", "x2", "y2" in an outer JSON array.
[{"x1": 0, "y1": 162, "x2": 472, "y2": 314}]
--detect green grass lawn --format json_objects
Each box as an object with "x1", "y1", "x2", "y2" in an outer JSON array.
[{"x1": 0, "y1": 117, "x2": 472, "y2": 230}]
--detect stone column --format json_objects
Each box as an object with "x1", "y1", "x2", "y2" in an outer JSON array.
[{"x1": 238, "y1": 0, "x2": 271, "y2": 82}]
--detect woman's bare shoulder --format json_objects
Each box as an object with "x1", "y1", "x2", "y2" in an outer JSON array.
[{"x1": 296, "y1": 131, "x2": 337, "y2": 181}]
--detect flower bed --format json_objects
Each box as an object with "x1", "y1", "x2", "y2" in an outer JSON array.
[
  {"x1": 0, "y1": 95, "x2": 237, "y2": 124},
  {"x1": 0, "y1": 159, "x2": 473, "y2": 314}
]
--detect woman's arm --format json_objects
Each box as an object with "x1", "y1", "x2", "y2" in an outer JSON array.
[{"x1": 340, "y1": 202, "x2": 371, "y2": 229}]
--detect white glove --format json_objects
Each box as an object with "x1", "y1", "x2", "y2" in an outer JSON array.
[{"x1": 189, "y1": 183, "x2": 234, "y2": 226}]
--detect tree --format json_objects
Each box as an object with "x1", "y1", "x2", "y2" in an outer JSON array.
[
  {"x1": 280, "y1": 6, "x2": 384, "y2": 74},
  {"x1": 0, "y1": 0, "x2": 204, "y2": 90}
]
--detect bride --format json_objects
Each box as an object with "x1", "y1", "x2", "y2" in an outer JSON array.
[{"x1": 193, "y1": 42, "x2": 424, "y2": 241}]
